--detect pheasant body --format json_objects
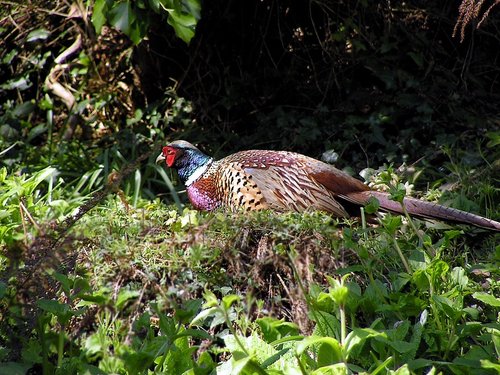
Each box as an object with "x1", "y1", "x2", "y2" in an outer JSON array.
[{"x1": 157, "y1": 140, "x2": 500, "y2": 231}]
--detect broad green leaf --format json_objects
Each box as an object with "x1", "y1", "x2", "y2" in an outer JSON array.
[
  {"x1": 257, "y1": 317, "x2": 299, "y2": 342},
  {"x1": 37, "y1": 298, "x2": 69, "y2": 315},
  {"x1": 84, "y1": 334, "x2": 104, "y2": 357},
  {"x1": 77, "y1": 294, "x2": 108, "y2": 305},
  {"x1": 173, "y1": 328, "x2": 213, "y2": 341},
  {"x1": 296, "y1": 336, "x2": 342, "y2": 364},
  {"x1": 27, "y1": 123, "x2": 47, "y2": 142},
  {"x1": 116, "y1": 289, "x2": 141, "y2": 309},
  {"x1": 485, "y1": 131, "x2": 500, "y2": 148},
  {"x1": 473, "y1": 292, "x2": 500, "y2": 307},
  {"x1": 222, "y1": 294, "x2": 240, "y2": 309},
  {"x1": 364, "y1": 196, "x2": 380, "y2": 214},
  {"x1": 92, "y1": 0, "x2": 110, "y2": 33},
  {"x1": 52, "y1": 272, "x2": 73, "y2": 297},
  {"x1": 162, "y1": 0, "x2": 201, "y2": 43},
  {"x1": 37, "y1": 299, "x2": 73, "y2": 323},
  {"x1": 344, "y1": 328, "x2": 386, "y2": 358},
  {"x1": 431, "y1": 295, "x2": 462, "y2": 320},
  {"x1": 230, "y1": 356, "x2": 268, "y2": 375},
  {"x1": 108, "y1": 1, "x2": 135, "y2": 36},
  {"x1": 166, "y1": 13, "x2": 195, "y2": 44},
  {"x1": 21, "y1": 339, "x2": 42, "y2": 364},
  {"x1": 13, "y1": 101, "x2": 36, "y2": 117},
  {"x1": 407, "y1": 358, "x2": 436, "y2": 371},
  {"x1": 480, "y1": 359, "x2": 500, "y2": 371},
  {"x1": 190, "y1": 306, "x2": 218, "y2": 326},
  {"x1": 0, "y1": 362, "x2": 32, "y2": 375},
  {"x1": 224, "y1": 333, "x2": 296, "y2": 372},
  {"x1": 491, "y1": 328, "x2": 500, "y2": 358},
  {"x1": 451, "y1": 267, "x2": 468, "y2": 290}
]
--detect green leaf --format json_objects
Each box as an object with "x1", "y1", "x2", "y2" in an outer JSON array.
[
  {"x1": 37, "y1": 299, "x2": 73, "y2": 323},
  {"x1": 389, "y1": 183, "x2": 407, "y2": 203},
  {"x1": 450, "y1": 267, "x2": 468, "y2": 290},
  {"x1": 84, "y1": 334, "x2": 104, "y2": 357},
  {"x1": 311, "y1": 363, "x2": 350, "y2": 374},
  {"x1": 107, "y1": 0, "x2": 143, "y2": 43},
  {"x1": 481, "y1": 359, "x2": 500, "y2": 371},
  {"x1": 2, "y1": 49, "x2": 17, "y2": 64},
  {"x1": 364, "y1": 196, "x2": 380, "y2": 214},
  {"x1": 173, "y1": 328, "x2": 213, "y2": 341},
  {"x1": 183, "y1": 0, "x2": 201, "y2": 20},
  {"x1": 108, "y1": 1, "x2": 134, "y2": 35},
  {"x1": 190, "y1": 306, "x2": 218, "y2": 326},
  {"x1": 472, "y1": 292, "x2": 500, "y2": 307},
  {"x1": 431, "y1": 295, "x2": 462, "y2": 320},
  {"x1": 0, "y1": 76, "x2": 31, "y2": 91},
  {"x1": 166, "y1": 12, "x2": 195, "y2": 43},
  {"x1": 256, "y1": 317, "x2": 299, "y2": 343},
  {"x1": 52, "y1": 272, "x2": 73, "y2": 297},
  {"x1": 0, "y1": 167, "x2": 7, "y2": 183},
  {"x1": 381, "y1": 214, "x2": 402, "y2": 234},
  {"x1": 163, "y1": 0, "x2": 201, "y2": 43},
  {"x1": 77, "y1": 294, "x2": 108, "y2": 305},
  {"x1": 344, "y1": 328, "x2": 386, "y2": 358},
  {"x1": 27, "y1": 124, "x2": 47, "y2": 142},
  {"x1": 407, "y1": 358, "x2": 436, "y2": 371},
  {"x1": 26, "y1": 28, "x2": 50, "y2": 42},
  {"x1": 222, "y1": 294, "x2": 240, "y2": 309},
  {"x1": 21, "y1": 340, "x2": 42, "y2": 364},
  {"x1": 296, "y1": 336, "x2": 342, "y2": 364},
  {"x1": 230, "y1": 356, "x2": 268, "y2": 375},
  {"x1": 116, "y1": 289, "x2": 141, "y2": 309},
  {"x1": 485, "y1": 131, "x2": 500, "y2": 148},
  {"x1": 0, "y1": 362, "x2": 33, "y2": 375},
  {"x1": 92, "y1": 0, "x2": 110, "y2": 33},
  {"x1": 492, "y1": 328, "x2": 500, "y2": 359},
  {"x1": 13, "y1": 101, "x2": 36, "y2": 118}
]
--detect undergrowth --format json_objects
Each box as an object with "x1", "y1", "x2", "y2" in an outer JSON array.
[{"x1": 1, "y1": 183, "x2": 498, "y2": 374}]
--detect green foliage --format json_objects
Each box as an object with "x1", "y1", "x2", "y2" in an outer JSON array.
[
  {"x1": 92, "y1": 0, "x2": 201, "y2": 44},
  {"x1": 0, "y1": 166, "x2": 98, "y2": 245},
  {"x1": 2, "y1": 199, "x2": 497, "y2": 373}
]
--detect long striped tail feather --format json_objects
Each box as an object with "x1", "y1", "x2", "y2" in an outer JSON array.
[{"x1": 345, "y1": 190, "x2": 500, "y2": 231}]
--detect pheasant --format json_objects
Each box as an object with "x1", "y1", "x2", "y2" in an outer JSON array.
[{"x1": 156, "y1": 140, "x2": 500, "y2": 231}]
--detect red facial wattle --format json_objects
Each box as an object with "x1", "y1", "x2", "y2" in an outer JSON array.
[{"x1": 163, "y1": 146, "x2": 177, "y2": 167}]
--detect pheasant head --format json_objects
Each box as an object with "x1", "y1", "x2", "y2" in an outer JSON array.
[{"x1": 156, "y1": 140, "x2": 213, "y2": 186}]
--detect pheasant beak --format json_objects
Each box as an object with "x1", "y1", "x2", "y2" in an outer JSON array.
[{"x1": 156, "y1": 152, "x2": 166, "y2": 164}]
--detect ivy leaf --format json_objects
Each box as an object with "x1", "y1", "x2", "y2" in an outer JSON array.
[
  {"x1": 163, "y1": 0, "x2": 201, "y2": 44},
  {"x1": 108, "y1": 1, "x2": 136, "y2": 36},
  {"x1": 92, "y1": 0, "x2": 111, "y2": 33}
]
